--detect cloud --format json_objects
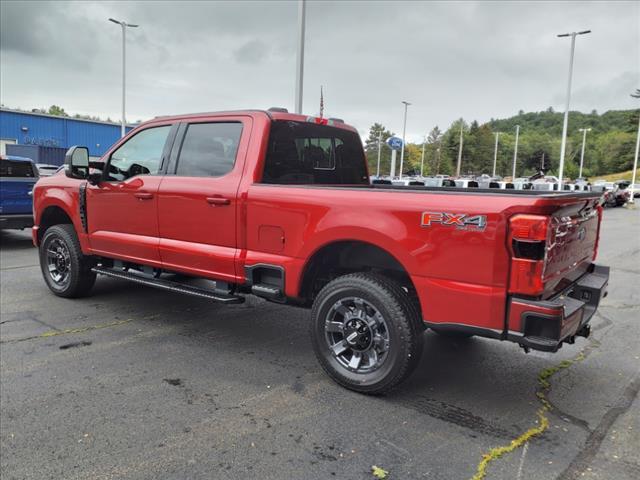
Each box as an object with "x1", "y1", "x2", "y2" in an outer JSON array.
[
  {"x1": 234, "y1": 39, "x2": 269, "y2": 64},
  {"x1": 1, "y1": 0, "x2": 638, "y2": 141}
]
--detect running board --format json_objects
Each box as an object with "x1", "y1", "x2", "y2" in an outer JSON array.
[
  {"x1": 92, "y1": 266, "x2": 244, "y2": 304},
  {"x1": 251, "y1": 284, "x2": 284, "y2": 302}
]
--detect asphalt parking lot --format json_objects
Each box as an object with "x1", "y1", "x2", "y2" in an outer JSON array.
[{"x1": 1, "y1": 207, "x2": 639, "y2": 480}]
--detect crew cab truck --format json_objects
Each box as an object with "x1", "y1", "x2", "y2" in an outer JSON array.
[{"x1": 32, "y1": 109, "x2": 609, "y2": 394}]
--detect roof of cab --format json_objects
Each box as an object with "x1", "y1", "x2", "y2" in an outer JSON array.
[
  {"x1": 146, "y1": 109, "x2": 358, "y2": 133},
  {"x1": 0, "y1": 155, "x2": 35, "y2": 163}
]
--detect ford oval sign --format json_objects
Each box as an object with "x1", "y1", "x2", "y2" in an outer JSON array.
[{"x1": 386, "y1": 136, "x2": 403, "y2": 150}]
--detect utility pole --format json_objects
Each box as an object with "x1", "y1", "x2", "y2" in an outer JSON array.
[
  {"x1": 578, "y1": 127, "x2": 592, "y2": 179},
  {"x1": 399, "y1": 101, "x2": 410, "y2": 179},
  {"x1": 492, "y1": 132, "x2": 501, "y2": 177},
  {"x1": 557, "y1": 29, "x2": 591, "y2": 187},
  {"x1": 629, "y1": 113, "x2": 639, "y2": 204},
  {"x1": 109, "y1": 18, "x2": 139, "y2": 138},
  {"x1": 512, "y1": 125, "x2": 520, "y2": 180},
  {"x1": 420, "y1": 134, "x2": 426, "y2": 177},
  {"x1": 376, "y1": 131, "x2": 382, "y2": 177},
  {"x1": 295, "y1": 0, "x2": 306, "y2": 114},
  {"x1": 455, "y1": 122, "x2": 464, "y2": 177}
]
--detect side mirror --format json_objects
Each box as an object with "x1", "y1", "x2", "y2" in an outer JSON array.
[{"x1": 65, "y1": 146, "x2": 90, "y2": 180}]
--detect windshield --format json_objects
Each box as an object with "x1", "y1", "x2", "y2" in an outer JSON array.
[{"x1": 262, "y1": 120, "x2": 369, "y2": 185}]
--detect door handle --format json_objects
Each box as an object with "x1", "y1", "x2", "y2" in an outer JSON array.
[
  {"x1": 134, "y1": 192, "x2": 154, "y2": 200},
  {"x1": 206, "y1": 196, "x2": 231, "y2": 206}
]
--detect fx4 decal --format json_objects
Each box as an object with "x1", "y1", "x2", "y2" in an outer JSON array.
[{"x1": 421, "y1": 212, "x2": 487, "y2": 231}]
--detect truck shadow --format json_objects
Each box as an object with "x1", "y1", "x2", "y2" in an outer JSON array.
[
  {"x1": 73, "y1": 276, "x2": 557, "y2": 442},
  {"x1": 0, "y1": 230, "x2": 35, "y2": 250}
]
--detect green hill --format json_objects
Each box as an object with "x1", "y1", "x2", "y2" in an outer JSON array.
[{"x1": 366, "y1": 108, "x2": 639, "y2": 179}]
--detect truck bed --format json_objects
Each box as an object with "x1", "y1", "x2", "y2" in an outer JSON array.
[{"x1": 269, "y1": 182, "x2": 603, "y2": 198}]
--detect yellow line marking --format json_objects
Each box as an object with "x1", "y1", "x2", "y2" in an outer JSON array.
[
  {"x1": 1, "y1": 319, "x2": 134, "y2": 344},
  {"x1": 40, "y1": 319, "x2": 133, "y2": 338},
  {"x1": 470, "y1": 351, "x2": 587, "y2": 480}
]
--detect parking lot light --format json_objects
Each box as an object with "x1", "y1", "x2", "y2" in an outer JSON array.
[
  {"x1": 492, "y1": 131, "x2": 501, "y2": 177},
  {"x1": 629, "y1": 113, "x2": 639, "y2": 205},
  {"x1": 109, "y1": 18, "x2": 139, "y2": 138},
  {"x1": 557, "y1": 29, "x2": 591, "y2": 188},
  {"x1": 399, "y1": 101, "x2": 410, "y2": 179},
  {"x1": 578, "y1": 128, "x2": 591, "y2": 179},
  {"x1": 512, "y1": 125, "x2": 520, "y2": 180}
]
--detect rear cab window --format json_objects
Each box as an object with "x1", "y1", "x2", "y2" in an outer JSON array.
[
  {"x1": 0, "y1": 159, "x2": 37, "y2": 178},
  {"x1": 261, "y1": 120, "x2": 369, "y2": 185}
]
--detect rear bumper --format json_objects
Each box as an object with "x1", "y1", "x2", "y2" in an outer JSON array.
[
  {"x1": 0, "y1": 214, "x2": 33, "y2": 230},
  {"x1": 507, "y1": 264, "x2": 609, "y2": 352}
]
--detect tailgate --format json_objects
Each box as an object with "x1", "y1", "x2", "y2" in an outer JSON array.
[{"x1": 541, "y1": 198, "x2": 601, "y2": 298}]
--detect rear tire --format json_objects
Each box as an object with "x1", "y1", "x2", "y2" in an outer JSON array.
[
  {"x1": 310, "y1": 273, "x2": 423, "y2": 395},
  {"x1": 39, "y1": 224, "x2": 96, "y2": 298}
]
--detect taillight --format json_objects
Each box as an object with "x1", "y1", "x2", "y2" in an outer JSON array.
[
  {"x1": 510, "y1": 214, "x2": 548, "y2": 241},
  {"x1": 508, "y1": 214, "x2": 549, "y2": 296}
]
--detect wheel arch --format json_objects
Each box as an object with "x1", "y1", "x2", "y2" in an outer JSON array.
[
  {"x1": 37, "y1": 203, "x2": 76, "y2": 243},
  {"x1": 297, "y1": 239, "x2": 422, "y2": 318}
]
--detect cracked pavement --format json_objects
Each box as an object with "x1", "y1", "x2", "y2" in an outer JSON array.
[{"x1": 1, "y1": 206, "x2": 638, "y2": 480}]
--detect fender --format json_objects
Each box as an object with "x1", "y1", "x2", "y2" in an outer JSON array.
[{"x1": 34, "y1": 183, "x2": 89, "y2": 252}]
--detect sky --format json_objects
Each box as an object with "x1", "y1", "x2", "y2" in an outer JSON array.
[{"x1": 1, "y1": 0, "x2": 638, "y2": 142}]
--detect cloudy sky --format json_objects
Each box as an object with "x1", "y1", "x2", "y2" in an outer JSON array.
[{"x1": 1, "y1": 0, "x2": 638, "y2": 141}]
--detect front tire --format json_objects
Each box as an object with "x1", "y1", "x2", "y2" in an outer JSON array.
[
  {"x1": 310, "y1": 273, "x2": 424, "y2": 395},
  {"x1": 39, "y1": 224, "x2": 96, "y2": 298}
]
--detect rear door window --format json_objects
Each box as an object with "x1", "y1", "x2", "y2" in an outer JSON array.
[
  {"x1": 175, "y1": 122, "x2": 243, "y2": 177},
  {"x1": 262, "y1": 121, "x2": 368, "y2": 185},
  {"x1": 0, "y1": 159, "x2": 37, "y2": 177}
]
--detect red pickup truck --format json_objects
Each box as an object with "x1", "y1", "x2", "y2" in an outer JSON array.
[{"x1": 32, "y1": 109, "x2": 609, "y2": 394}]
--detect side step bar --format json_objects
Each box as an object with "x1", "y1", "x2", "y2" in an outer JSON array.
[{"x1": 92, "y1": 266, "x2": 244, "y2": 304}]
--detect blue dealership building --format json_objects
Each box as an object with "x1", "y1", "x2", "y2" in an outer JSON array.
[{"x1": 0, "y1": 108, "x2": 134, "y2": 165}]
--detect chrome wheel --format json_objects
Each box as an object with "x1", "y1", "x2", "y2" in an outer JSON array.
[
  {"x1": 46, "y1": 238, "x2": 71, "y2": 285},
  {"x1": 324, "y1": 297, "x2": 390, "y2": 374}
]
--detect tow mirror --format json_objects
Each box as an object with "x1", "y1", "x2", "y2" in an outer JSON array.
[{"x1": 65, "y1": 146, "x2": 90, "y2": 180}]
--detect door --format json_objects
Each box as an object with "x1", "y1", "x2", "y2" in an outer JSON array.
[
  {"x1": 157, "y1": 118, "x2": 250, "y2": 282},
  {"x1": 86, "y1": 124, "x2": 174, "y2": 265},
  {"x1": 0, "y1": 158, "x2": 37, "y2": 215}
]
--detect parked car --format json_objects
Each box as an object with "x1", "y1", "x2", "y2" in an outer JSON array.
[
  {"x1": 0, "y1": 155, "x2": 38, "y2": 230},
  {"x1": 32, "y1": 109, "x2": 609, "y2": 394}
]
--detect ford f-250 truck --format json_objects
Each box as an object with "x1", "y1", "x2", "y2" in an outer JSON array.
[{"x1": 32, "y1": 109, "x2": 609, "y2": 394}]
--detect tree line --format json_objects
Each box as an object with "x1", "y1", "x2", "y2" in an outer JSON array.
[{"x1": 364, "y1": 107, "x2": 640, "y2": 179}]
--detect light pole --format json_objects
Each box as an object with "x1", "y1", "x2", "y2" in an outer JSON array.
[
  {"x1": 295, "y1": 0, "x2": 306, "y2": 114},
  {"x1": 376, "y1": 131, "x2": 382, "y2": 177},
  {"x1": 492, "y1": 132, "x2": 501, "y2": 177},
  {"x1": 420, "y1": 134, "x2": 426, "y2": 177},
  {"x1": 511, "y1": 125, "x2": 520, "y2": 180},
  {"x1": 578, "y1": 127, "x2": 591, "y2": 179},
  {"x1": 399, "y1": 101, "x2": 410, "y2": 179},
  {"x1": 557, "y1": 29, "x2": 591, "y2": 187},
  {"x1": 109, "y1": 18, "x2": 138, "y2": 138},
  {"x1": 109, "y1": 18, "x2": 139, "y2": 137},
  {"x1": 455, "y1": 122, "x2": 464, "y2": 177},
  {"x1": 629, "y1": 113, "x2": 639, "y2": 204}
]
